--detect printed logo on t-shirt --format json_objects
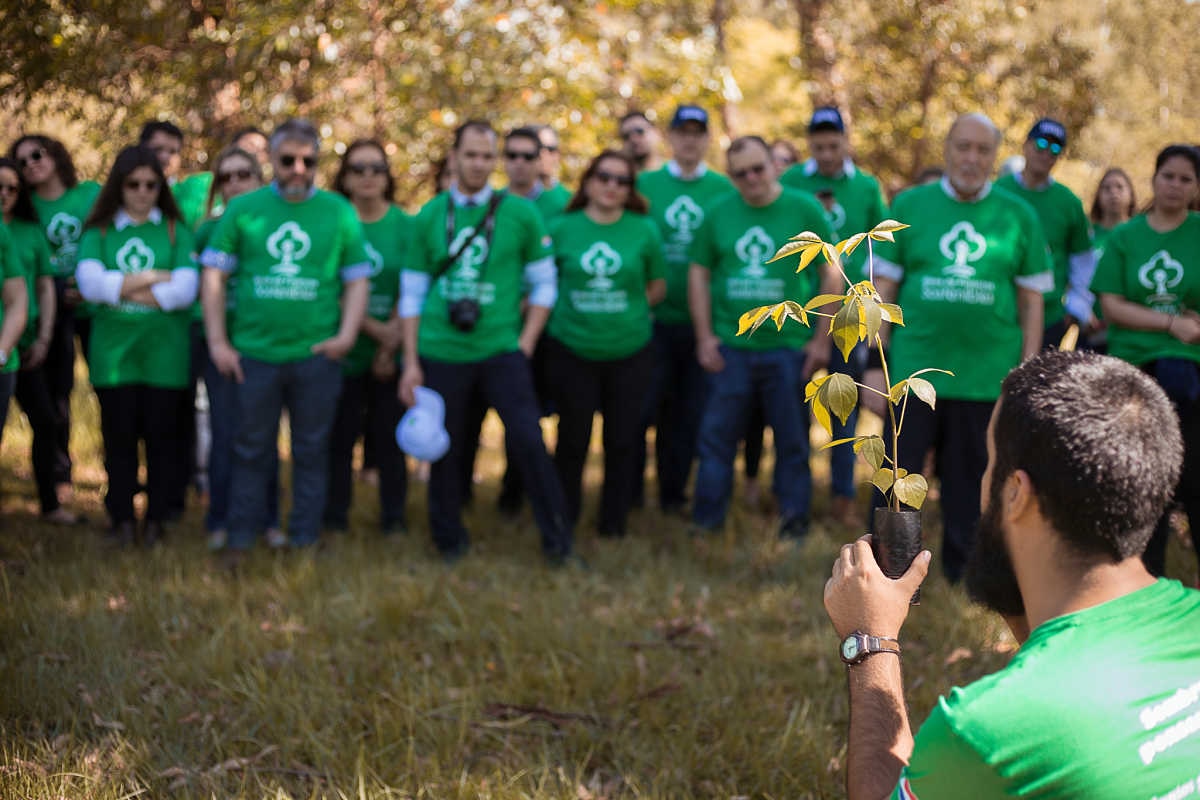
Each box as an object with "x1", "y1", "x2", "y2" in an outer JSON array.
[
  {"x1": 736, "y1": 226, "x2": 775, "y2": 278},
  {"x1": 1137, "y1": 250, "x2": 1184, "y2": 310},
  {"x1": 447, "y1": 227, "x2": 489, "y2": 280},
  {"x1": 115, "y1": 238, "x2": 155, "y2": 273},
  {"x1": 46, "y1": 213, "x2": 82, "y2": 247},
  {"x1": 939, "y1": 222, "x2": 988, "y2": 278},
  {"x1": 364, "y1": 242, "x2": 384, "y2": 277},
  {"x1": 665, "y1": 196, "x2": 704, "y2": 241},
  {"x1": 581, "y1": 242, "x2": 622, "y2": 290},
  {"x1": 267, "y1": 222, "x2": 312, "y2": 277},
  {"x1": 821, "y1": 200, "x2": 847, "y2": 237}
]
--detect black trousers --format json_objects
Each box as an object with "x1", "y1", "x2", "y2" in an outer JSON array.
[
  {"x1": 95, "y1": 384, "x2": 185, "y2": 525},
  {"x1": 422, "y1": 351, "x2": 571, "y2": 558},
  {"x1": 877, "y1": 398, "x2": 993, "y2": 582},
  {"x1": 46, "y1": 278, "x2": 77, "y2": 486},
  {"x1": 14, "y1": 364, "x2": 63, "y2": 513},
  {"x1": 544, "y1": 337, "x2": 654, "y2": 535},
  {"x1": 1142, "y1": 360, "x2": 1200, "y2": 575},
  {"x1": 326, "y1": 369, "x2": 408, "y2": 530}
]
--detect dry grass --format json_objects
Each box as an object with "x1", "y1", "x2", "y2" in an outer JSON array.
[{"x1": 0, "y1": 370, "x2": 1194, "y2": 799}]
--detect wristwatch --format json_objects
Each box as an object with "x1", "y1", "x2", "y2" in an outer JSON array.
[{"x1": 840, "y1": 630, "x2": 901, "y2": 665}]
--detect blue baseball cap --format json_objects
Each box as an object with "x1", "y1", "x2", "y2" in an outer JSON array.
[
  {"x1": 396, "y1": 386, "x2": 450, "y2": 463},
  {"x1": 670, "y1": 105, "x2": 709, "y2": 130},
  {"x1": 808, "y1": 106, "x2": 845, "y2": 133},
  {"x1": 1027, "y1": 117, "x2": 1067, "y2": 147}
]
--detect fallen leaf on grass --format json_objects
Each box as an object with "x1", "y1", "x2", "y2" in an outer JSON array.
[
  {"x1": 105, "y1": 594, "x2": 129, "y2": 612},
  {"x1": 944, "y1": 647, "x2": 973, "y2": 666}
]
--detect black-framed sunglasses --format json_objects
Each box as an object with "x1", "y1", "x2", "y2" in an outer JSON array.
[
  {"x1": 279, "y1": 154, "x2": 317, "y2": 169},
  {"x1": 593, "y1": 169, "x2": 633, "y2": 187},
  {"x1": 1034, "y1": 137, "x2": 1063, "y2": 156},
  {"x1": 17, "y1": 149, "x2": 45, "y2": 170},
  {"x1": 348, "y1": 162, "x2": 388, "y2": 176},
  {"x1": 124, "y1": 178, "x2": 160, "y2": 192},
  {"x1": 619, "y1": 127, "x2": 648, "y2": 141},
  {"x1": 504, "y1": 151, "x2": 539, "y2": 162},
  {"x1": 731, "y1": 162, "x2": 768, "y2": 181},
  {"x1": 216, "y1": 168, "x2": 255, "y2": 185}
]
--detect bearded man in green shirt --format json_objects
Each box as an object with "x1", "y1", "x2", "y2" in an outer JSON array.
[{"x1": 824, "y1": 350, "x2": 1200, "y2": 800}]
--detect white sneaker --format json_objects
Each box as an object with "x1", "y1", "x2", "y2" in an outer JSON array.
[
  {"x1": 206, "y1": 529, "x2": 228, "y2": 551},
  {"x1": 265, "y1": 527, "x2": 288, "y2": 549}
]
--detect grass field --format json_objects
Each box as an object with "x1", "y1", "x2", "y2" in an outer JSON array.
[{"x1": 1, "y1": 374, "x2": 1195, "y2": 799}]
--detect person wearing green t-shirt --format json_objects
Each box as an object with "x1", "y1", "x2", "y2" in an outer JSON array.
[
  {"x1": 324, "y1": 140, "x2": 410, "y2": 536},
  {"x1": 201, "y1": 119, "x2": 370, "y2": 556},
  {"x1": 75, "y1": 146, "x2": 198, "y2": 547},
  {"x1": 868, "y1": 113, "x2": 1050, "y2": 582},
  {"x1": 398, "y1": 120, "x2": 574, "y2": 565},
  {"x1": 823, "y1": 350, "x2": 1200, "y2": 800},
  {"x1": 543, "y1": 150, "x2": 666, "y2": 537},
  {"x1": 1, "y1": 157, "x2": 74, "y2": 523},
  {"x1": 0, "y1": 205, "x2": 28, "y2": 440},
  {"x1": 778, "y1": 106, "x2": 891, "y2": 525},
  {"x1": 1085, "y1": 167, "x2": 1138, "y2": 352},
  {"x1": 635, "y1": 104, "x2": 734, "y2": 514},
  {"x1": 1093, "y1": 144, "x2": 1200, "y2": 577},
  {"x1": 9, "y1": 134, "x2": 100, "y2": 504},
  {"x1": 995, "y1": 118, "x2": 1096, "y2": 345},
  {"x1": 688, "y1": 135, "x2": 837, "y2": 538}
]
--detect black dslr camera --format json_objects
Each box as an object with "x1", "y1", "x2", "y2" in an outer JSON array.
[{"x1": 448, "y1": 298, "x2": 481, "y2": 332}]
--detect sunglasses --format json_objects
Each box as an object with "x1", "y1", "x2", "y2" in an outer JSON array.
[
  {"x1": 124, "y1": 179, "x2": 160, "y2": 192},
  {"x1": 1034, "y1": 137, "x2": 1063, "y2": 156},
  {"x1": 17, "y1": 149, "x2": 45, "y2": 170},
  {"x1": 0, "y1": 183, "x2": 19, "y2": 194},
  {"x1": 217, "y1": 168, "x2": 255, "y2": 185},
  {"x1": 619, "y1": 127, "x2": 648, "y2": 141},
  {"x1": 279, "y1": 154, "x2": 317, "y2": 169},
  {"x1": 347, "y1": 162, "x2": 388, "y2": 176},
  {"x1": 504, "y1": 151, "x2": 539, "y2": 162},
  {"x1": 593, "y1": 170, "x2": 633, "y2": 187},
  {"x1": 731, "y1": 162, "x2": 768, "y2": 181}
]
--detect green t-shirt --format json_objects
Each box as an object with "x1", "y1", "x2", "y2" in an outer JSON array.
[
  {"x1": 172, "y1": 172, "x2": 214, "y2": 231},
  {"x1": 895, "y1": 579, "x2": 1200, "y2": 800},
  {"x1": 1091, "y1": 213, "x2": 1200, "y2": 366},
  {"x1": 76, "y1": 218, "x2": 197, "y2": 389},
  {"x1": 546, "y1": 210, "x2": 665, "y2": 360},
  {"x1": 344, "y1": 205, "x2": 410, "y2": 376},
  {"x1": 409, "y1": 191, "x2": 553, "y2": 363},
  {"x1": 688, "y1": 186, "x2": 834, "y2": 350},
  {"x1": 780, "y1": 160, "x2": 889, "y2": 281},
  {"x1": 534, "y1": 183, "x2": 571, "y2": 223},
  {"x1": 30, "y1": 181, "x2": 101, "y2": 278},
  {"x1": 878, "y1": 182, "x2": 1052, "y2": 401},
  {"x1": 202, "y1": 186, "x2": 370, "y2": 364},
  {"x1": 637, "y1": 164, "x2": 734, "y2": 325},
  {"x1": 0, "y1": 224, "x2": 24, "y2": 373},
  {"x1": 4, "y1": 218, "x2": 54, "y2": 350},
  {"x1": 995, "y1": 174, "x2": 1093, "y2": 327}
]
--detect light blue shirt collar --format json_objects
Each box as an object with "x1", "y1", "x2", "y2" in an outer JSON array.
[
  {"x1": 1013, "y1": 170, "x2": 1055, "y2": 191},
  {"x1": 940, "y1": 175, "x2": 992, "y2": 204},
  {"x1": 801, "y1": 157, "x2": 857, "y2": 179},
  {"x1": 666, "y1": 160, "x2": 709, "y2": 180},
  {"x1": 450, "y1": 184, "x2": 494, "y2": 207},
  {"x1": 114, "y1": 207, "x2": 163, "y2": 231}
]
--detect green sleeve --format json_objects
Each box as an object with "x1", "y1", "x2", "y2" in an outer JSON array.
[
  {"x1": 173, "y1": 225, "x2": 197, "y2": 271},
  {"x1": 205, "y1": 205, "x2": 239, "y2": 267},
  {"x1": 77, "y1": 227, "x2": 103, "y2": 265},
  {"x1": 0, "y1": 226, "x2": 21, "y2": 282},
  {"x1": 520, "y1": 201, "x2": 552, "y2": 265},
  {"x1": 408, "y1": 201, "x2": 438, "y2": 276},
  {"x1": 643, "y1": 218, "x2": 666, "y2": 282},
  {"x1": 894, "y1": 703, "x2": 1008, "y2": 799},
  {"x1": 872, "y1": 194, "x2": 906, "y2": 270},
  {"x1": 33, "y1": 230, "x2": 54, "y2": 278},
  {"x1": 339, "y1": 202, "x2": 370, "y2": 270},
  {"x1": 1068, "y1": 199, "x2": 1094, "y2": 256},
  {"x1": 1090, "y1": 229, "x2": 1126, "y2": 297},
  {"x1": 1019, "y1": 210, "x2": 1052, "y2": 279}
]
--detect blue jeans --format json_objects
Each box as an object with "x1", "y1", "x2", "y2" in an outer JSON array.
[
  {"x1": 829, "y1": 342, "x2": 867, "y2": 499},
  {"x1": 227, "y1": 355, "x2": 342, "y2": 549},
  {"x1": 204, "y1": 354, "x2": 280, "y2": 534},
  {"x1": 693, "y1": 347, "x2": 811, "y2": 529}
]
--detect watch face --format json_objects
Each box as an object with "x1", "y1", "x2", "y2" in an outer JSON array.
[{"x1": 841, "y1": 635, "x2": 861, "y2": 663}]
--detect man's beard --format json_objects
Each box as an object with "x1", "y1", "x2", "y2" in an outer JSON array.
[
  {"x1": 280, "y1": 177, "x2": 313, "y2": 199},
  {"x1": 964, "y1": 483, "x2": 1026, "y2": 618}
]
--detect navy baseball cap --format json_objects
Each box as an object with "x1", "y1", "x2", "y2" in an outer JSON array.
[
  {"x1": 670, "y1": 105, "x2": 709, "y2": 130},
  {"x1": 808, "y1": 106, "x2": 845, "y2": 133},
  {"x1": 1027, "y1": 117, "x2": 1067, "y2": 147}
]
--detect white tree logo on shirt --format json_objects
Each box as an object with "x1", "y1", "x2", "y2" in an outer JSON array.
[
  {"x1": 115, "y1": 238, "x2": 155, "y2": 273},
  {"x1": 736, "y1": 226, "x2": 775, "y2": 278},
  {"x1": 266, "y1": 221, "x2": 312, "y2": 277},
  {"x1": 665, "y1": 196, "x2": 704, "y2": 239},
  {"x1": 1137, "y1": 250, "x2": 1184, "y2": 307},
  {"x1": 823, "y1": 202, "x2": 847, "y2": 236},
  {"x1": 447, "y1": 227, "x2": 488, "y2": 280},
  {"x1": 364, "y1": 242, "x2": 384, "y2": 278},
  {"x1": 47, "y1": 213, "x2": 82, "y2": 247},
  {"x1": 581, "y1": 242, "x2": 623, "y2": 290},
  {"x1": 938, "y1": 222, "x2": 988, "y2": 279}
]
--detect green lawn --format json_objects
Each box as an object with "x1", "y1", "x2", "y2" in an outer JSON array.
[{"x1": 0, "y1": 375, "x2": 1194, "y2": 799}]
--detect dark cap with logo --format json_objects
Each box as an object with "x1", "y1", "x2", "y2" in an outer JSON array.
[
  {"x1": 808, "y1": 106, "x2": 846, "y2": 134},
  {"x1": 1027, "y1": 117, "x2": 1067, "y2": 147},
  {"x1": 670, "y1": 105, "x2": 709, "y2": 130}
]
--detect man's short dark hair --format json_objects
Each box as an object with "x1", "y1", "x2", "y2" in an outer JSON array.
[
  {"x1": 726, "y1": 135, "x2": 771, "y2": 160},
  {"x1": 504, "y1": 127, "x2": 542, "y2": 152},
  {"x1": 453, "y1": 120, "x2": 495, "y2": 151},
  {"x1": 270, "y1": 118, "x2": 320, "y2": 153},
  {"x1": 139, "y1": 120, "x2": 184, "y2": 145},
  {"x1": 994, "y1": 350, "x2": 1182, "y2": 562},
  {"x1": 618, "y1": 111, "x2": 651, "y2": 128},
  {"x1": 231, "y1": 126, "x2": 267, "y2": 145}
]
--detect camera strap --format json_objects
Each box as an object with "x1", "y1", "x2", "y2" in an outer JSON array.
[{"x1": 433, "y1": 190, "x2": 505, "y2": 284}]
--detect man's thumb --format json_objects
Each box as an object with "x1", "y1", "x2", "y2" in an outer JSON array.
[{"x1": 900, "y1": 550, "x2": 932, "y2": 591}]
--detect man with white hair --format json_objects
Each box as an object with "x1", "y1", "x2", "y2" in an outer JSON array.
[{"x1": 866, "y1": 112, "x2": 1051, "y2": 582}]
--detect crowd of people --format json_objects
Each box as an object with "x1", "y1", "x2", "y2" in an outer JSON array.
[{"x1": 0, "y1": 106, "x2": 1196, "y2": 580}]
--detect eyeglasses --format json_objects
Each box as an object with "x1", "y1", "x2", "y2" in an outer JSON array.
[
  {"x1": 17, "y1": 149, "x2": 45, "y2": 170},
  {"x1": 593, "y1": 170, "x2": 633, "y2": 187},
  {"x1": 124, "y1": 179, "x2": 160, "y2": 192},
  {"x1": 619, "y1": 127, "x2": 648, "y2": 141},
  {"x1": 216, "y1": 168, "x2": 255, "y2": 185},
  {"x1": 504, "y1": 151, "x2": 539, "y2": 162},
  {"x1": 0, "y1": 183, "x2": 19, "y2": 194},
  {"x1": 731, "y1": 163, "x2": 768, "y2": 181},
  {"x1": 347, "y1": 162, "x2": 388, "y2": 176},
  {"x1": 1034, "y1": 137, "x2": 1063, "y2": 156},
  {"x1": 279, "y1": 154, "x2": 317, "y2": 169}
]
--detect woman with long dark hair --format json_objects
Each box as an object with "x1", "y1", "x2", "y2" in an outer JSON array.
[
  {"x1": 1089, "y1": 167, "x2": 1137, "y2": 256},
  {"x1": 76, "y1": 145, "x2": 198, "y2": 546},
  {"x1": 325, "y1": 139, "x2": 409, "y2": 534},
  {"x1": 1093, "y1": 144, "x2": 1200, "y2": 578},
  {"x1": 543, "y1": 149, "x2": 666, "y2": 537},
  {"x1": 7, "y1": 135, "x2": 100, "y2": 509},
  {"x1": 0, "y1": 157, "x2": 68, "y2": 521}
]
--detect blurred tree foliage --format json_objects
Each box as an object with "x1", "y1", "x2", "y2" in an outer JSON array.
[{"x1": 0, "y1": 0, "x2": 1195, "y2": 205}]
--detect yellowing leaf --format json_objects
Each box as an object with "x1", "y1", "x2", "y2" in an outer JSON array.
[
  {"x1": 819, "y1": 372, "x2": 858, "y2": 425},
  {"x1": 870, "y1": 468, "x2": 895, "y2": 495},
  {"x1": 888, "y1": 380, "x2": 908, "y2": 405},
  {"x1": 804, "y1": 374, "x2": 828, "y2": 402},
  {"x1": 737, "y1": 306, "x2": 773, "y2": 336},
  {"x1": 821, "y1": 242, "x2": 842, "y2": 270},
  {"x1": 859, "y1": 294, "x2": 883, "y2": 341},
  {"x1": 787, "y1": 230, "x2": 826, "y2": 245},
  {"x1": 868, "y1": 220, "x2": 910, "y2": 243},
  {"x1": 777, "y1": 300, "x2": 810, "y2": 329},
  {"x1": 894, "y1": 473, "x2": 929, "y2": 509},
  {"x1": 768, "y1": 239, "x2": 817, "y2": 265},
  {"x1": 831, "y1": 302, "x2": 864, "y2": 361},
  {"x1": 804, "y1": 293, "x2": 846, "y2": 311},
  {"x1": 879, "y1": 303, "x2": 904, "y2": 325},
  {"x1": 820, "y1": 436, "x2": 862, "y2": 451},
  {"x1": 809, "y1": 394, "x2": 833, "y2": 435},
  {"x1": 854, "y1": 435, "x2": 886, "y2": 471},
  {"x1": 839, "y1": 232, "x2": 868, "y2": 257},
  {"x1": 907, "y1": 376, "x2": 936, "y2": 410}
]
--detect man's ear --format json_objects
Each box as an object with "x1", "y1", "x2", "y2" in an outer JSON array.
[{"x1": 1005, "y1": 470, "x2": 1038, "y2": 521}]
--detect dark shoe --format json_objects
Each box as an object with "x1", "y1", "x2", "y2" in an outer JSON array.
[
  {"x1": 323, "y1": 517, "x2": 348, "y2": 534},
  {"x1": 381, "y1": 521, "x2": 407, "y2": 537},
  {"x1": 496, "y1": 492, "x2": 523, "y2": 520},
  {"x1": 779, "y1": 516, "x2": 809, "y2": 541},
  {"x1": 104, "y1": 521, "x2": 135, "y2": 549},
  {"x1": 140, "y1": 520, "x2": 166, "y2": 548},
  {"x1": 439, "y1": 542, "x2": 469, "y2": 565}
]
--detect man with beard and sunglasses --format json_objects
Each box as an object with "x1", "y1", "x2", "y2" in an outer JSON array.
[{"x1": 823, "y1": 349, "x2": 1200, "y2": 800}]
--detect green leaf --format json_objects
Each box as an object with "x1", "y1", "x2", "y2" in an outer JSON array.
[
  {"x1": 879, "y1": 303, "x2": 904, "y2": 325},
  {"x1": 907, "y1": 376, "x2": 936, "y2": 410},
  {"x1": 854, "y1": 435, "x2": 886, "y2": 471},
  {"x1": 818, "y1": 372, "x2": 858, "y2": 425},
  {"x1": 737, "y1": 305, "x2": 774, "y2": 337},
  {"x1": 894, "y1": 473, "x2": 929, "y2": 509},
  {"x1": 830, "y1": 302, "x2": 864, "y2": 361},
  {"x1": 804, "y1": 293, "x2": 846, "y2": 311},
  {"x1": 870, "y1": 468, "x2": 895, "y2": 495},
  {"x1": 839, "y1": 232, "x2": 868, "y2": 257},
  {"x1": 859, "y1": 294, "x2": 883, "y2": 341}
]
